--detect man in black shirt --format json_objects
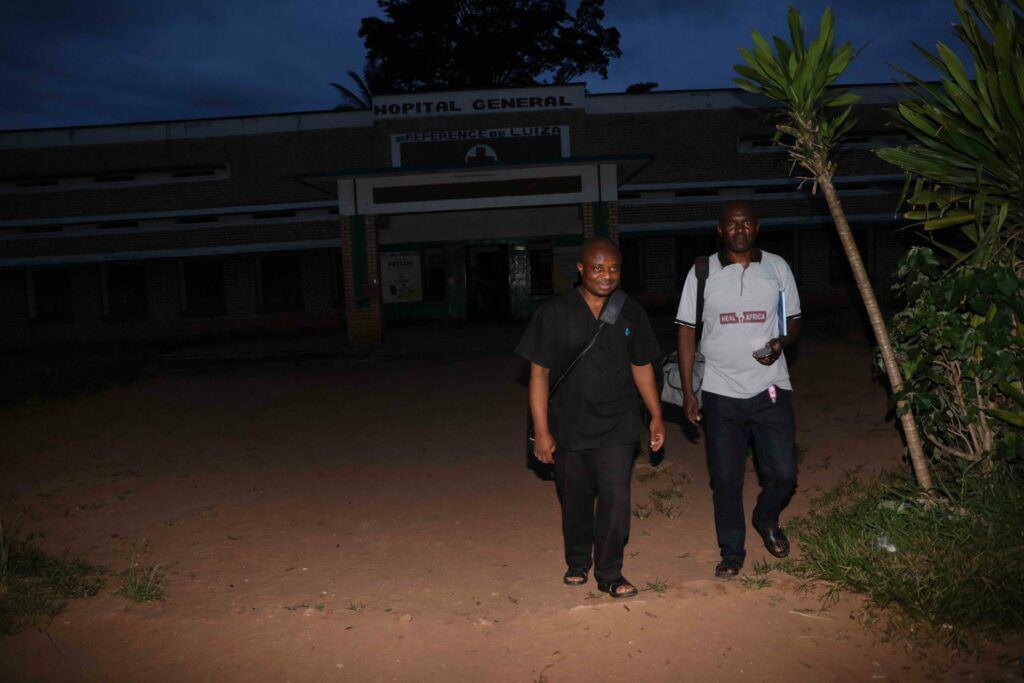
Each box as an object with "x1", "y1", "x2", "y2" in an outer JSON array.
[{"x1": 516, "y1": 237, "x2": 665, "y2": 598}]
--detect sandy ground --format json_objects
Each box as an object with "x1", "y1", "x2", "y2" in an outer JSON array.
[{"x1": 1, "y1": 335, "x2": 1020, "y2": 682}]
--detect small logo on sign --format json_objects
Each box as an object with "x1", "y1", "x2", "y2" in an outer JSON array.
[
  {"x1": 465, "y1": 144, "x2": 498, "y2": 164},
  {"x1": 720, "y1": 310, "x2": 767, "y2": 324}
]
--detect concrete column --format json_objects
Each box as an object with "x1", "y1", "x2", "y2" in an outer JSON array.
[{"x1": 340, "y1": 214, "x2": 382, "y2": 345}]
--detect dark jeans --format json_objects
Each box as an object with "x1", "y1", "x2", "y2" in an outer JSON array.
[
  {"x1": 702, "y1": 388, "x2": 798, "y2": 562},
  {"x1": 553, "y1": 443, "x2": 635, "y2": 584}
]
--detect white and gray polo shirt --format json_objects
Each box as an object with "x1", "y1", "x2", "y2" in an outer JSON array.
[{"x1": 675, "y1": 248, "x2": 801, "y2": 399}]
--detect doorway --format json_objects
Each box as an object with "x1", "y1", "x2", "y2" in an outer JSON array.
[{"x1": 466, "y1": 245, "x2": 510, "y2": 320}]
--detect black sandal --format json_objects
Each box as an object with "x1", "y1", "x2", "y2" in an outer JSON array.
[
  {"x1": 753, "y1": 521, "x2": 791, "y2": 558},
  {"x1": 715, "y1": 556, "x2": 743, "y2": 578},
  {"x1": 563, "y1": 567, "x2": 589, "y2": 586},
  {"x1": 597, "y1": 577, "x2": 638, "y2": 598}
]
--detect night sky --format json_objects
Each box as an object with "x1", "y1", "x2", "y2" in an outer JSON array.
[{"x1": 2, "y1": 0, "x2": 958, "y2": 131}]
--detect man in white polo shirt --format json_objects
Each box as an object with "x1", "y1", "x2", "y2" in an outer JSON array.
[{"x1": 675, "y1": 201, "x2": 802, "y2": 578}]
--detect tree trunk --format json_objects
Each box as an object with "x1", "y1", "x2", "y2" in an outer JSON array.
[{"x1": 819, "y1": 177, "x2": 934, "y2": 490}]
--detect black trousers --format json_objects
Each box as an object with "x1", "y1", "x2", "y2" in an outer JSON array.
[
  {"x1": 702, "y1": 388, "x2": 798, "y2": 562},
  {"x1": 553, "y1": 443, "x2": 635, "y2": 584}
]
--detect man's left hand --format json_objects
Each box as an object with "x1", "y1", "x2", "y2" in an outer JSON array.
[
  {"x1": 649, "y1": 417, "x2": 666, "y2": 451},
  {"x1": 754, "y1": 338, "x2": 783, "y2": 366}
]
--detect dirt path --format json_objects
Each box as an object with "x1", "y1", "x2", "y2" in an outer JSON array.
[{"x1": 1, "y1": 338, "x2": 1018, "y2": 681}]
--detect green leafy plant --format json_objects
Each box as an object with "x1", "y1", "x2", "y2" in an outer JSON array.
[
  {"x1": 782, "y1": 465, "x2": 1024, "y2": 648},
  {"x1": 876, "y1": 0, "x2": 1023, "y2": 269},
  {"x1": 733, "y1": 6, "x2": 934, "y2": 489},
  {"x1": 889, "y1": 247, "x2": 1024, "y2": 463},
  {"x1": 0, "y1": 522, "x2": 104, "y2": 634}
]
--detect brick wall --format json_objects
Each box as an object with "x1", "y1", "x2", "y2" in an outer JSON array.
[
  {"x1": 581, "y1": 201, "x2": 619, "y2": 243},
  {"x1": 0, "y1": 128, "x2": 376, "y2": 220},
  {"x1": 642, "y1": 237, "x2": 678, "y2": 296},
  {"x1": 583, "y1": 105, "x2": 896, "y2": 185},
  {"x1": 302, "y1": 251, "x2": 337, "y2": 315},
  {"x1": 224, "y1": 258, "x2": 256, "y2": 317},
  {"x1": 2, "y1": 220, "x2": 337, "y2": 259}
]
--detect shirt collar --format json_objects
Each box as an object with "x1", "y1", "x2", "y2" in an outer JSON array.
[{"x1": 717, "y1": 247, "x2": 762, "y2": 267}]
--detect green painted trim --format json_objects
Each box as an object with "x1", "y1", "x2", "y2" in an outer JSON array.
[{"x1": 349, "y1": 215, "x2": 369, "y2": 309}]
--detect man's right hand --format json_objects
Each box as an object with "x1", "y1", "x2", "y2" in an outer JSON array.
[
  {"x1": 533, "y1": 430, "x2": 557, "y2": 464},
  {"x1": 683, "y1": 390, "x2": 701, "y2": 426}
]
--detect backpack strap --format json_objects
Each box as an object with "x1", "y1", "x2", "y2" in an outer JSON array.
[{"x1": 694, "y1": 255, "x2": 710, "y2": 347}]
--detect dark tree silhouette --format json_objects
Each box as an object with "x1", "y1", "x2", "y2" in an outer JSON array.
[
  {"x1": 358, "y1": 0, "x2": 621, "y2": 91},
  {"x1": 625, "y1": 81, "x2": 658, "y2": 94}
]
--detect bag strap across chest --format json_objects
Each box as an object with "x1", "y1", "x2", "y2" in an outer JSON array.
[{"x1": 548, "y1": 288, "x2": 627, "y2": 399}]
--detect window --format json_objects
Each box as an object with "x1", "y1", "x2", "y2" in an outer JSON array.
[
  {"x1": 260, "y1": 256, "x2": 303, "y2": 312},
  {"x1": 252, "y1": 210, "x2": 297, "y2": 220},
  {"x1": 422, "y1": 248, "x2": 446, "y2": 301},
  {"x1": 175, "y1": 215, "x2": 219, "y2": 225},
  {"x1": 96, "y1": 220, "x2": 139, "y2": 230},
  {"x1": 106, "y1": 266, "x2": 148, "y2": 320},
  {"x1": 528, "y1": 245, "x2": 553, "y2": 296},
  {"x1": 1, "y1": 163, "x2": 230, "y2": 194},
  {"x1": 183, "y1": 261, "x2": 225, "y2": 316},
  {"x1": 32, "y1": 269, "x2": 73, "y2": 322}
]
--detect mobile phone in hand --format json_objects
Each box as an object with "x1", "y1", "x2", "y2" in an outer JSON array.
[{"x1": 753, "y1": 346, "x2": 773, "y2": 359}]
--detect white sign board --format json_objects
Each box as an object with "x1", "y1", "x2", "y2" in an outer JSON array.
[
  {"x1": 389, "y1": 125, "x2": 571, "y2": 166},
  {"x1": 381, "y1": 251, "x2": 422, "y2": 303},
  {"x1": 373, "y1": 85, "x2": 584, "y2": 119}
]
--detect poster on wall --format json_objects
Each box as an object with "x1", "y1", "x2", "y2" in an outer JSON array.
[
  {"x1": 552, "y1": 246, "x2": 580, "y2": 293},
  {"x1": 381, "y1": 251, "x2": 423, "y2": 303}
]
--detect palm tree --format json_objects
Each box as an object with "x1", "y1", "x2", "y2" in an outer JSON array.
[
  {"x1": 331, "y1": 64, "x2": 387, "y2": 111},
  {"x1": 733, "y1": 7, "x2": 934, "y2": 489},
  {"x1": 876, "y1": 0, "x2": 1023, "y2": 270}
]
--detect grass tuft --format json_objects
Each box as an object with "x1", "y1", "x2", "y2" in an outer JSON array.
[
  {"x1": 632, "y1": 503, "x2": 652, "y2": 520},
  {"x1": 117, "y1": 547, "x2": 166, "y2": 603},
  {"x1": 781, "y1": 463, "x2": 1024, "y2": 648},
  {"x1": 0, "y1": 519, "x2": 105, "y2": 634},
  {"x1": 739, "y1": 574, "x2": 772, "y2": 590}
]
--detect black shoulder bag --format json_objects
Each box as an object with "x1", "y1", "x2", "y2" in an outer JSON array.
[{"x1": 526, "y1": 289, "x2": 628, "y2": 478}]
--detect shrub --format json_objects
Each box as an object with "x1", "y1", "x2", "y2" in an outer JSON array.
[
  {"x1": 0, "y1": 521, "x2": 105, "y2": 635},
  {"x1": 888, "y1": 247, "x2": 1024, "y2": 465},
  {"x1": 785, "y1": 463, "x2": 1024, "y2": 647}
]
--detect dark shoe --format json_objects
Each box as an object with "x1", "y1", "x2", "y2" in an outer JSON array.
[
  {"x1": 563, "y1": 567, "x2": 589, "y2": 586},
  {"x1": 597, "y1": 577, "x2": 638, "y2": 598},
  {"x1": 715, "y1": 556, "x2": 743, "y2": 578},
  {"x1": 753, "y1": 521, "x2": 790, "y2": 558}
]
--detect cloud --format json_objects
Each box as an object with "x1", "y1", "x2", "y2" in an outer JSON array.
[{"x1": 0, "y1": 0, "x2": 963, "y2": 129}]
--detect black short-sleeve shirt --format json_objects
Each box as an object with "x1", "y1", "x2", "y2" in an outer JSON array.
[{"x1": 515, "y1": 288, "x2": 662, "y2": 451}]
